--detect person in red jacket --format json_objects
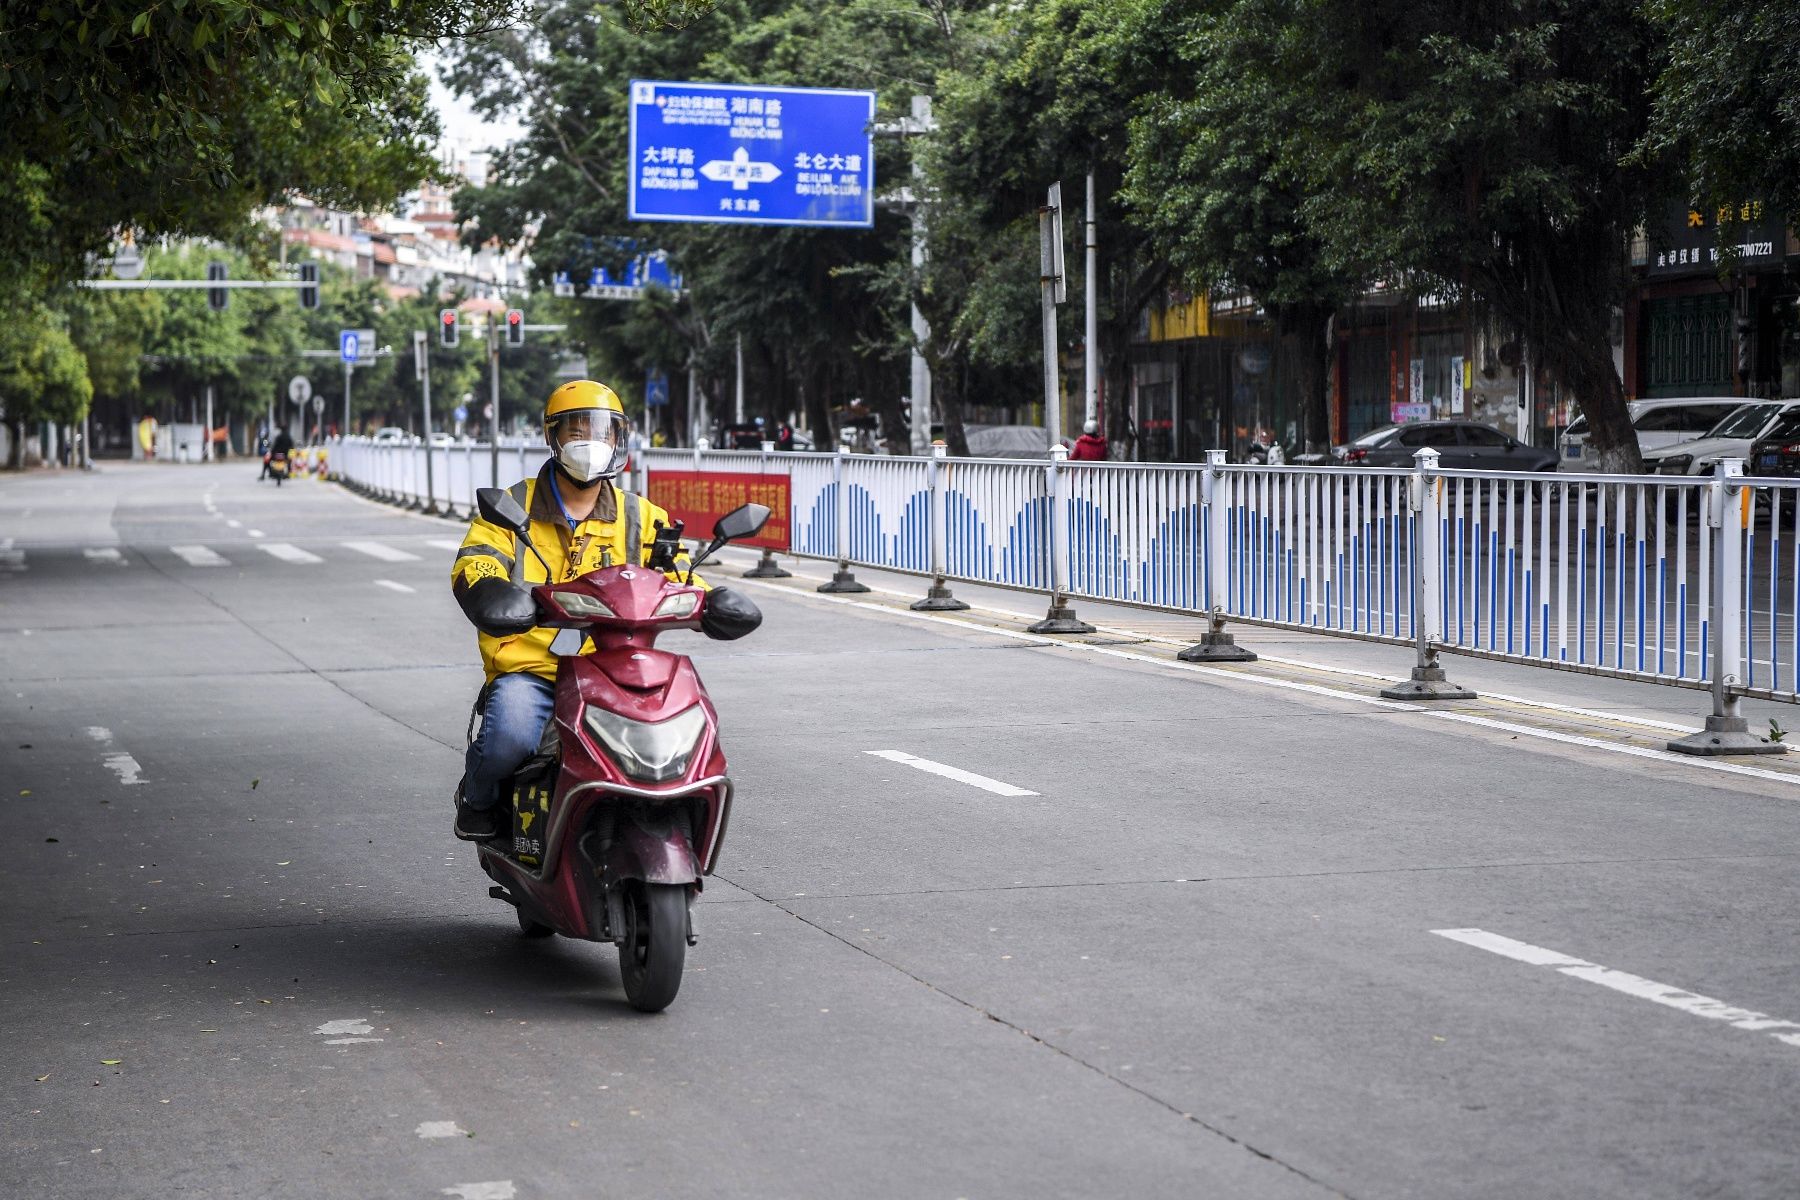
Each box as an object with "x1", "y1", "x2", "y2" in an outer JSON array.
[{"x1": 1070, "y1": 419, "x2": 1108, "y2": 461}]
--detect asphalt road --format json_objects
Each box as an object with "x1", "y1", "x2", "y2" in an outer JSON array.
[{"x1": 3, "y1": 462, "x2": 1799, "y2": 1199}]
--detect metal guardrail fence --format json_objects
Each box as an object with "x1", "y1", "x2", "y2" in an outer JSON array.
[{"x1": 332, "y1": 437, "x2": 1798, "y2": 754}]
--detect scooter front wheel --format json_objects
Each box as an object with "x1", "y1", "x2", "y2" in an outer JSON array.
[{"x1": 618, "y1": 882, "x2": 687, "y2": 1012}]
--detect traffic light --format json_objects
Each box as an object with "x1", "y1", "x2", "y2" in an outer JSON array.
[
  {"x1": 207, "y1": 261, "x2": 228, "y2": 311},
  {"x1": 505, "y1": 308, "x2": 525, "y2": 347},
  {"x1": 298, "y1": 262, "x2": 319, "y2": 310},
  {"x1": 440, "y1": 308, "x2": 459, "y2": 348}
]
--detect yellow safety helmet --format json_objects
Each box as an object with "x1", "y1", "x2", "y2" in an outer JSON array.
[
  {"x1": 544, "y1": 380, "x2": 630, "y2": 482},
  {"x1": 544, "y1": 379, "x2": 626, "y2": 424}
]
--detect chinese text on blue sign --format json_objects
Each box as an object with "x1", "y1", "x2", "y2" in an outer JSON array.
[{"x1": 629, "y1": 80, "x2": 875, "y2": 228}]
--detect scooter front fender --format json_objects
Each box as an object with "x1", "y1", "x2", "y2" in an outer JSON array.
[{"x1": 609, "y1": 818, "x2": 700, "y2": 886}]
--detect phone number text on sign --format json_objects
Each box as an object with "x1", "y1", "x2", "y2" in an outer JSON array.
[{"x1": 648, "y1": 470, "x2": 790, "y2": 550}]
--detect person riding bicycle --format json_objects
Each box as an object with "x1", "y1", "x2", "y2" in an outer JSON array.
[{"x1": 449, "y1": 380, "x2": 760, "y2": 841}]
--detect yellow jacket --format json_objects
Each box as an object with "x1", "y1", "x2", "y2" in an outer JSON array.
[{"x1": 451, "y1": 462, "x2": 702, "y2": 682}]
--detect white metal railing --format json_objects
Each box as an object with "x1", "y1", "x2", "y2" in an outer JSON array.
[{"x1": 337, "y1": 440, "x2": 1800, "y2": 745}]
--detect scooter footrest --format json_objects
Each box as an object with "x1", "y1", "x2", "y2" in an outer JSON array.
[{"x1": 488, "y1": 885, "x2": 516, "y2": 907}]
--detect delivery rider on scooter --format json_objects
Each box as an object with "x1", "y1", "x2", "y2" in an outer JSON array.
[{"x1": 449, "y1": 379, "x2": 761, "y2": 841}]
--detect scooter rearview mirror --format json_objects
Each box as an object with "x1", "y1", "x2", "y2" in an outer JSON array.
[
  {"x1": 713, "y1": 503, "x2": 771, "y2": 543},
  {"x1": 476, "y1": 487, "x2": 529, "y2": 534}
]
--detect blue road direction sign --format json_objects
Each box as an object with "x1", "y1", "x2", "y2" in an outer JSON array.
[
  {"x1": 339, "y1": 330, "x2": 360, "y2": 364},
  {"x1": 645, "y1": 370, "x2": 670, "y2": 408},
  {"x1": 628, "y1": 80, "x2": 875, "y2": 228}
]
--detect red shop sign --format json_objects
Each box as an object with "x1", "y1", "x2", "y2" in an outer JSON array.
[{"x1": 646, "y1": 469, "x2": 790, "y2": 550}]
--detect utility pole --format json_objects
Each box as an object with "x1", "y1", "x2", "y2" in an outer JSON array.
[
  {"x1": 1084, "y1": 171, "x2": 1099, "y2": 430},
  {"x1": 874, "y1": 95, "x2": 939, "y2": 455},
  {"x1": 734, "y1": 334, "x2": 745, "y2": 424},
  {"x1": 204, "y1": 385, "x2": 214, "y2": 463},
  {"x1": 1040, "y1": 182, "x2": 1068, "y2": 451},
  {"x1": 342, "y1": 361, "x2": 353, "y2": 445}
]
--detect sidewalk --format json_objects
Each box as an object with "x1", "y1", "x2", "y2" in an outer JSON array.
[{"x1": 716, "y1": 545, "x2": 1800, "y2": 786}]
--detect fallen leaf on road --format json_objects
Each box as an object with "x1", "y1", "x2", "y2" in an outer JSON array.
[
  {"x1": 276, "y1": 861, "x2": 290, "y2": 866},
  {"x1": 34, "y1": 1074, "x2": 49, "y2": 1082},
  {"x1": 20, "y1": 789, "x2": 31, "y2": 796},
  {"x1": 100, "y1": 1059, "x2": 121, "y2": 1066},
  {"x1": 44, "y1": 838, "x2": 57, "y2": 844},
  {"x1": 250, "y1": 779, "x2": 260, "y2": 790},
  {"x1": 258, "y1": 999, "x2": 272, "y2": 1004}
]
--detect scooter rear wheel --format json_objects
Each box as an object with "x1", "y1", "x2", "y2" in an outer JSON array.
[{"x1": 618, "y1": 882, "x2": 687, "y2": 1012}]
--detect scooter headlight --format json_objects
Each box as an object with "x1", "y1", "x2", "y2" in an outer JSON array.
[
  {"x1": 584, "y1": 704, "x2": 707, "y2": 782},
  {"x1": 552, "y1": 590, "x2": 616, "y2": 618}
]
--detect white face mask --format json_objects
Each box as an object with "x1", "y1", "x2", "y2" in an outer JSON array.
[{"x1": 557, "y1": 439, "x2": 617, "y2": 483}]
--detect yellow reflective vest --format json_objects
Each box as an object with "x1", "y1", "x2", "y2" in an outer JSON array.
[{"x1": 451, "y1": 463, "x2": 702, "y2": 682}]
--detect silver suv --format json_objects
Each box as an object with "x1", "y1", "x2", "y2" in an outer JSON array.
[{"x1": 1558, "y1": 397, "x2": 1744, "y2": 467}]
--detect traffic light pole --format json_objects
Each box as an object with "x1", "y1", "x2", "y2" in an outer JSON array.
[
  {"x1": 342, "y1": 361, "x2": 352, "y2": 444},
  {"x1": 417, "y1": 331, "x2": 436, "y2": 514},
  {"x1": 489, "y1": 320, "x2": 501, "y2": 487}
]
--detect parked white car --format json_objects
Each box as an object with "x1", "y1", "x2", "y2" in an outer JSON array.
[
  {"x1": 372, "y1": 426, "x2": 411, "y2": 445},
  {"x1": 1558, "y1": 397, "x2": 1745, "y2": 467},
  {"x1": 1641, "y1": 400, "x2": 1791, "y2": 475}
]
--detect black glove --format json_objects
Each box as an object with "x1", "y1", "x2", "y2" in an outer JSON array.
[
  {"x1": 700, "y1": 586, "x2": 762, "y2": 641},
  {"x1": 457, "y1": 576, "x2": 538, "y2": 637}
]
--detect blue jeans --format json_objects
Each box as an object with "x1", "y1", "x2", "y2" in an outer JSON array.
[{"x1": 464, "y1": 672, "x2": 555, "y2": 811}]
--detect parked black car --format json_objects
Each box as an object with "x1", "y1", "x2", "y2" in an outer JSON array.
[
  {"x1": 1332, "y1": 421, "x2": 1558, "y2": 471},
  {"x1": 1746, "y1": 407, "x2": 1800, "y2": 478}
]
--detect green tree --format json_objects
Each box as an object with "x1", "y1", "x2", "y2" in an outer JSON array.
[
  {"x1": 1, "y1": 0, "x2": 518, "y2": 288},
  {"x1": 1645, "y1": 1, "x2": 1800, "y2": 241},
  {"x1": 449, "y1": 0, "x2": 960, "y2": 450},
  {"x1": 0, "y1": 305, "x2": 93, "y2": 467},
  {"x1": 1123, "y1": 0, "x2": 1366, "y2": 454},
  {"x1": 1195, "y1": 0, "x2": 1659, "y2": 470}
]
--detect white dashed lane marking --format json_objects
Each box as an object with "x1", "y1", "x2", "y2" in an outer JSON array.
[
  {"x1": 170, "y1": 545, "x2": 229, "y2": 567},
  {"x1": 375, "y1": 579, "x2": 417, "y2": 594},
  {"x1": 416, "y1": 1121, "x2": 467, "y2": 1139},
  {"x1": 863, "y1": 749, "x2": 1038, "y2": 797},
  {"x1": 342, "y1": 540, "x2": 421, "y2": 562},
  {"x1": 427, "y1": 539, "x2": 463, "y2": 552},
  {"x1": 85, "y1": 726, "x2": 146, "y2": 785},
  {"x1": 440, "y1": 1184, "x2": 515, "y2": 1200},
  {"x1": 259, "y1": 543, "x2": 323, "y2": 564},
  {"x1": 1434, "y1": 928, "x2": 1800, "y2": 1050},
  {"x1": 83, "y1": 547, "x2": 125, "y2": 565},
  {"x1": 0, "y1": 538, "x2": 24, "y2": 572},
  {"x1": 313, "y1": 1018, "x2": 382, "y2": 1045}
]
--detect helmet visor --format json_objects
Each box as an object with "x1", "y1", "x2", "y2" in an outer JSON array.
[{"x1": 552, "y1": 410, "x2": 628, "y2": 446}]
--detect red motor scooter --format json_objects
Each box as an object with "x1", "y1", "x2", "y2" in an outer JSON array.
[{"x1": 469, "y1": 487, "x2": 770, "y2": 1012}]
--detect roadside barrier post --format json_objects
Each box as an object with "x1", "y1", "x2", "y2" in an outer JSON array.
[
  {"x1": 1381, "y1": 447, "x2": 1475, "y2": 699},
  {"x1": 1179, "y1": 450, "x2": 1256, "y2": 662},
  {"x1": 818, "y1": 447, "x2": 870, "y2": 593},
  {"x1": 1028, "y1": 444, "x2": 1095, "y2": 634},
  {"x1": 1669, "y1": 458, "x2": 1787, "y2": 755},
  {"x1": 743, "y1": 442, "x2": 793, "y2": 579},
  {"x1": 912, "y1": 443, "x2": 970, "y2": 611}
]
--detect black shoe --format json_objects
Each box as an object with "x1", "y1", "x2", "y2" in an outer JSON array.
[{"x1": 454, "y1": 802, "x2": 504, "y2": 842}]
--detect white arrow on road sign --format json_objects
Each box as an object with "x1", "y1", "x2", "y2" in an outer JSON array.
[
  {"x1": 288, "y1": 375, "x2": 312, "y2": 405},
  {"x1": 699, "y1": 147, "x2": 782, "y2": 191}
]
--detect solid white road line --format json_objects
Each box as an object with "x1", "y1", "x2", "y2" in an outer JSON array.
[
  {"x1": 259, "y1": 543, "x2": 323, "y2": 564},
  {"x1": 85, "y1": 726, "x2": 146, "y2": 785},
  {"x1": 342, "y1": 539, "x2": 421, "y2": 562},
  {"x1": 740, "y1": 579, "x2": 1800, "y2": 790},
  {"x1": 1433, "y1": 928, "x2": 1800, "y2": 1049},
  {"x1": 427, "y1": 538, "x2": 463, "y2": 552},
  {"x1": 83, "y1": 547, "x2": 125, "y2": 564},
  {"x1": 169, "y1": 545, "x2": 229, "y2": 567},
  {"x1": 0, "y1": 538, "x2": 24, "y2": 572},
  {"x1": 374, "y1": 579, "x2": 417, "y2": 594},
  {"x1": 864, "y1": 749, "x2": 1038, "y2": 797},
  {"x1": 248, "y1": 529, "x2": 265, "y2": 538},
  {"x1": 226, "y1": 519, "x2": 242, "y2": 529}
]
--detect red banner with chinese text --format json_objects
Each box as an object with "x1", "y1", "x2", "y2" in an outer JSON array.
[{"x1": 646, "y1": 469, "x2": 790, "y2": 550}]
